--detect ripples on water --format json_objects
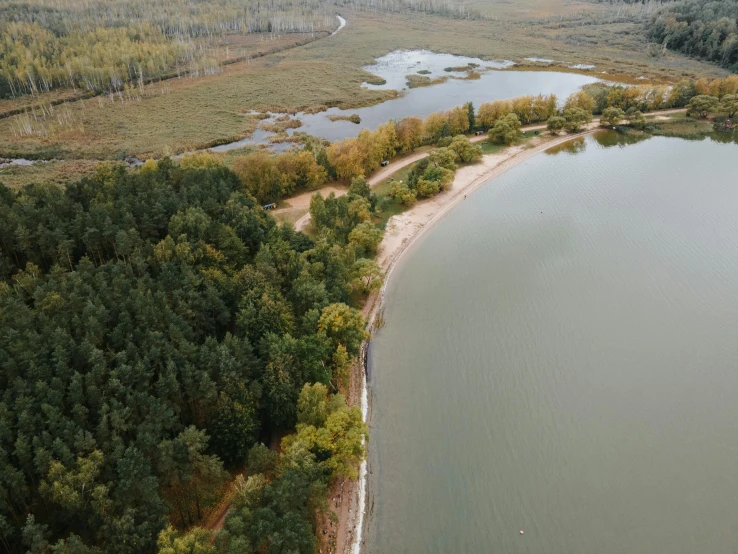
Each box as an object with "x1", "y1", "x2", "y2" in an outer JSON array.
[{"x1": 366, "y1": 133, "x2": 738, "y2": 554}]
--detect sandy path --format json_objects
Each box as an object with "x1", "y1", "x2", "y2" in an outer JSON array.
[{"x1": 274, "y1": 185, "x2": 347, "y2": 211}]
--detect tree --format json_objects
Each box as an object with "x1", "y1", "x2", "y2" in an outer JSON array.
[
  {"x1": 317, "y1": 303, "x2": 368, "y2": 357},
  {"x1": 296, "y1": 383, "x2": 340, "y2": 428},
  {"x1": 489, "y1": 113, "x2": 521, "y2": 144},
  {"x1": 423, "y1": 111, "x2": 448, "y2": 142},
  {"x1": 233, "y1": 152, "x2": 282, "y2": 203},
  {"x1": 247, "y1": 444, "x2": 277, "y2": 475},
  {"x1": 309, "y1": 193, "x2": 329, "y2": 228},
  {"x1": 209, "y1": 385, "x2": 259, "y2": 465},
  {"x1": 348, "y1": 222, "x2": 383, "y2": 256},
  {"x1": 447, "y1": 106, "x2": 470, "y2": 135},
  {"x1": 448, "y1": 135, "x2": 482, "y2": 163},
  {"x1": 157, "y1": 526, "x2": 216, "y2": 554},
  {"x1": 564, "y1": 91, "x2": 596, "y2": 114},
  {"x1": 562, "y1": 107, "x2": 592, "y2": 132},
  {"x1": 158, "y1": 427, "x2": 228, "y2": 527},
  {"x1": 720, "y1": 94, "x2": 738, "y2": 118},
  {"x1": 283, "y1": 386, "x2": 368, "y2": 480},
  {"x1": 532, "y1": 94, "x2": 558, "y2": 122},
  {"x1": 668, "y1": 79, "x2": 699, "y2": 108},
  {"x1": 477, "y1": 99, "x2": 512, "y2": 130},
  {"x1": 606, "y1": 86, "x2": 643, "y2": 112},
  {"x1": 688, "y1": 95, "x2": 719, "y2": 118},
  {"x1": 396, "y1": 117, "x2": 424, "y2": 152},
  {"x1": 180, "y1": 152, "x2": 224, "y2": 170},
  {"x1": 546, "y1": 116, "x2": 566, "y2": 135},
  {"x1": 331, "y1": 344, "x2": 352, "y2": 387},
  {"x1": 512, "y1": 95, "x2": 534, "y2": 124},
  {"x1": 351, "y1": 258, "x2": 384, "y2": 294},
  {"x1": 626, "y1": 110, "x2": 646, "y2": 129},
  {"x1": 40, "y1": 450, "x2": 110, "y2": 516},
  {"x1": 428, "y1": 147, "x2": 458, "y2": 170},
  {"x1": 464, "y1": 101, "x2": 476, "y2": 130},
  {"x1": 601, "y1": 107, "x2": 625, "y2": 126},
  {"x1": 349, "y1": 176, "x2": 371, "y2": 199},
  {"x1": 277, "y1": 150, "x2": 327, "y2": 196},
  {"x1": 388, "y1": 181, "x2": 417, "y2": 206}
]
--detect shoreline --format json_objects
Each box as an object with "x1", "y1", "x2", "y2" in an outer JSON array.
[{"x1": 334, "y1": 128, "x2": 598, "y2": 554}]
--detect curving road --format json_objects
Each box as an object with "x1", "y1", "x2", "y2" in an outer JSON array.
[{"x1": 332, "y1": 15, "x2": 347, "y2": 36}]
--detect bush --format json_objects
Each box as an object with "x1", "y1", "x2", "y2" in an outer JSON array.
[
  {"x1": 547, "y1": 116, "x2": 566, "y2": 135},
  {"x1": 489, "y1": 113, "x2": 521, "y2": 144}
]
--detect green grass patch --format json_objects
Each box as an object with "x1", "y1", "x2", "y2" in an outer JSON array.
[
  {"x1": 478, "y1": 140, "x2": 505, "y2": 154},
  {"x1": 373, "y1": 196, "x2": 407, "y2": 230}
]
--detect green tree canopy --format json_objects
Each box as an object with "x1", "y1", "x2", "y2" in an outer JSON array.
[
  {"x1": 489, "y1": 113, "x2": 521, "y2": 144},
  {"x1": 688, "y1": 95, "x2": 720, "y2": 118}
]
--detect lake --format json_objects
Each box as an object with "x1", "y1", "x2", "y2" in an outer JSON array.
[{"x1": 365, "y1": 132, "x2": 738, "y2": 554}]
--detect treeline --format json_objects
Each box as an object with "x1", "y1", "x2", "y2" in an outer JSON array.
[
  {"x1": 0, "y1": 154, "x2": 374, "y2": 553},
  {"x1": 647, "y1": 0, "x2": 738, "y2": 71},
  {"x1": 335, "y1": 0, "x2": 484, "y2": 19},
  {"x1": 582, "y1": 76, "x2": 738, "y2": 112},
  {"x1": 0, "y1": 0, "x2": 338, "y2": 98}
]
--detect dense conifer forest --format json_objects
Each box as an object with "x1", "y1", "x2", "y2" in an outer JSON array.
[{"x1": 0, "y1": 158, "x2": 371, "y2": 553}]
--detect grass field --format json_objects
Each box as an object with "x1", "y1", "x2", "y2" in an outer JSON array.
[{"x1": 0, "y1": 3, "x2": 727, "y2": 164}]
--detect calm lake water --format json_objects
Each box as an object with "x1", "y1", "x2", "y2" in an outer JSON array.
[{"x1": 365, "y1": 132, "x2": 738, "y2": 554}]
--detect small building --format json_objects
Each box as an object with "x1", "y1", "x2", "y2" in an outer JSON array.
[{"x1": 262, "y1": 203, "x2": 277, "y2": 210}]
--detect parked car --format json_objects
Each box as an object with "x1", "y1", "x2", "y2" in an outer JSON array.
[
  {"x1": 381, "y1": 160, "x2": 389, "y2": 166},
  {"x1": 262, "y1": 203, "x2": 277, "y2": 210}
]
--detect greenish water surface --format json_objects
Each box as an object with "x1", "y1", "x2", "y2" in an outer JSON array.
[{"x1": 366, "y1": 132, "x2": 738, "y2": 554}]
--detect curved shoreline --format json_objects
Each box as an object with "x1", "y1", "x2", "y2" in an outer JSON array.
[{"x1": 343, "y1": 128, "x2": 603, "y2": 554}]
